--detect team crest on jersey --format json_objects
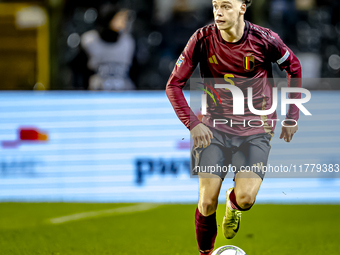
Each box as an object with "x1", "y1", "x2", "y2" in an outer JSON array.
[
  {"x1": 176, "y1": 54, "x2": 185, "y2": 68},
  {"x1": 244, "y1": 55, "x2": 255, "y2": 71}
]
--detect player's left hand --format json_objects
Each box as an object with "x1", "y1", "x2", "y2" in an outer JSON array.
[{"x1": 280, "y1": 122, "x2": 298, "y2": 143}]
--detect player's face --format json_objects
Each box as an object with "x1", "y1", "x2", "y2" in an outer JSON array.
[{"x1": 212, "y1": 0, "x2": 244, "y2": 30}]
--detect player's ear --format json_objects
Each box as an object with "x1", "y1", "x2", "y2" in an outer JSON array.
[{"x1": 240, "y1": 3, "x2": 246, "y2": 15}]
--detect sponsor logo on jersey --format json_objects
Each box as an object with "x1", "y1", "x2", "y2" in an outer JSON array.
[
  {"x1": 244, "y1": 55, "x2": 255, "y2": 71},
  {"x1": 176, "y1": 54, "x2": 185, "y2": 68},
  {"x1": 209, "y1": 55, "x2": 218, "y2": 65}
]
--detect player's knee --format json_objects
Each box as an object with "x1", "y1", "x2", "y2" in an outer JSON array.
[
  {"x1": 236, "y1": 192, "x2": 255, "y2": 210},
  {"x1": 199, "y1": 198, "x2": 218, "y2": 216}
]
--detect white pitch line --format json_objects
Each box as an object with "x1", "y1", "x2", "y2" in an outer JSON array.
[{"x1": 49, "y1": 203, "x2": 160, "y2": 224}]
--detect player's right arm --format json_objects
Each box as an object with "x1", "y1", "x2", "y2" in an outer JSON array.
[
  {"x1": 166, "y1": 30, "x2": 213, "y2": 148},
  {"x1": 267, "y1": 30, "x2": 302, "y2": 142}
]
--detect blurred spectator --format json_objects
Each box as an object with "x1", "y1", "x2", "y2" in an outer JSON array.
[
  {"x1": 60, "y1": 0, "x2": 340, "y2": 90},
  {"x1": 154, "y1": 0, "x2": 211, "y2": 24},
  {"x1": 79, "y1": 4, "x2": 135, "y2": 90}
]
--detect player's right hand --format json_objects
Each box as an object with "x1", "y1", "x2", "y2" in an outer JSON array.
[{"x1": 190, "y1": 123, "x2": 213, "y2": 148}]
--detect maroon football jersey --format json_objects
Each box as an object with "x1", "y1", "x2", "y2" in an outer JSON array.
[{"x1": 166, "y1": 21, "x2": 302, "y2": 136}]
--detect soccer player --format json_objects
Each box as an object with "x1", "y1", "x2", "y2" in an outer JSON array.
[{"x1": 166, "y1": 0, "x2": 301, "y2": 254}]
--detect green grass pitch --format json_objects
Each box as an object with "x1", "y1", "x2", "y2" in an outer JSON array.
[{"x1": 0, "y1": 203, "x2": 339, "y2": 255}]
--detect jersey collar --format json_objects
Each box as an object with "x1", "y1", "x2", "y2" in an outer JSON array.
[{"x1": 215, "y1": 20, "x2": 250, "y2": 46}]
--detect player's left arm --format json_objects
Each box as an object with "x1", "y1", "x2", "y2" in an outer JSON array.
[{"x1": 268, "y1": 32, "x2": 302, "y2": 142}]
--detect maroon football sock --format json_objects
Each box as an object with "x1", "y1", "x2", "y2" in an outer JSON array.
[
  {"x1": 195, "y1": 207, "x2": 217, "y2": 254},
  {"x1": 229, "y1": 189, "x2": 253, "y2": 211}
]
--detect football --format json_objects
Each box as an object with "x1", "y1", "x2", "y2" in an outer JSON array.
[{"x1": 211, "y1": 245, "x2": 247, "y2": 255}]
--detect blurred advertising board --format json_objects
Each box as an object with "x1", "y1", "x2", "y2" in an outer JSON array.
[{"x1": 0, "y1": 91, "x2": 340, "y2": 203}]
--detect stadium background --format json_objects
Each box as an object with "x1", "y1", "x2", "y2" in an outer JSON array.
[{"x1": 0, "y1": 0, "x2": 340, "y2": 254}]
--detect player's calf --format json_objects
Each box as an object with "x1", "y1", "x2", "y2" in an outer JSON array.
[
  {"x1": 196, "y1": 173, "x2": 222, "y2": 254},
  {"x1": 195, "y1": 207, "x2": 217, "y2": 255}
]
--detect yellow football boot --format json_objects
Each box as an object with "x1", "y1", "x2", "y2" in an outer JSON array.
[{"x1": 222, "y1": 188, "x2": 242, "y2": 239}]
